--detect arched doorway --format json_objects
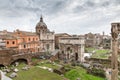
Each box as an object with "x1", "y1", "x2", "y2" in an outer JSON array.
[
  {"x1": 67, "y1": 47, "x2": 71, "y2": 59},
  {"x1": 75, "y1": 53, "x2": 78, "y2": 61}
]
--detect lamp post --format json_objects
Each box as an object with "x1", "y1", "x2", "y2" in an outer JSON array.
[{"x1": 111, "y1": 23, "x2": 120, "y2": 80}]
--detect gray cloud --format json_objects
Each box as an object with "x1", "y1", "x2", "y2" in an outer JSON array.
[{"x1": 0, "y1": 0, "x2": 120, "y2": 35}]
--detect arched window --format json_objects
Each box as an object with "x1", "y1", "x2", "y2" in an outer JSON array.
[
  {"x1": 7, "y1": 41, "x2": 9, "y2": 44},
  {"x1": 12, "y1": 41, "x2": 15, "y2": 44}
]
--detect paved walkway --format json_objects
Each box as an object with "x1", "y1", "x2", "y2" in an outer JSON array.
[{"x1": 0, "y1": 70, "x2": 12, "y2": 80}]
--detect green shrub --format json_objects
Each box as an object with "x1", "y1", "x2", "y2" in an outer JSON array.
[{"x1": 87, "y1": 68, "x2": 106, "y2": 78}]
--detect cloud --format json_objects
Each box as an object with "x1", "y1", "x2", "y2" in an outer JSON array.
[{"x1": 0, "y1": 0, "x2": 120, "y2": 35}]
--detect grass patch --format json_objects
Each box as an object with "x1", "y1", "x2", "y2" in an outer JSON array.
[
  {"x1": 65, "y1": 67, "x2": 105, "y2": 80},
  {"x1": 12, "y1": 67, "x2": 65, "y2": 80},
  {"x1": 36, "y1": 60, "x2": 60, "y2": 69},
  {"x1": 37, "y1": 62, "x2": 60, "y2": 69},
  {"x1": 91, "y1": 49, "x2": 110, "y2": 59},
  {"x1": 6, "y1": 63, "x2": 65, "y2": 80},
  {"x1": 5, "y1": 59, "x2": 106, "y2": 80},
  {"x1": 85, "y1": 48, "x2": 95, "y2": 53}
]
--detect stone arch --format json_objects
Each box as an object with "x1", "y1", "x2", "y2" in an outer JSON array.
[
  {"x1": 67, "y1": 47, "x2": 71, "y2": 51},
  {"x1": 10, "y1": 58, "x2": 28, "y2": 65},
  {"x1": 0, "y1": 64, "x2": 5, "y2": 68},
  {"x1": 67, "y1": 46, "x2": 73, "y2": 52}
]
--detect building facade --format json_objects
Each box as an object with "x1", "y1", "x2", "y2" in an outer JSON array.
[
  {"x1": 35, "y1": 16, "x2": 55, "y2": 52},
  {"x1": 102, "y1": 35, "x2": 111, "y2": 49},
  {"x1": 84, "y1": 32, "x2": 106, "y2": 48},
  {"x1": 55, "y1": 33, "x2": 71, "y2": 49},
  {"x1": 85, "y1": 33, "x2": 96, "y2": 47},
  {"x1": 0, "y1": 36, "x2": 6, "y2": 49},
  {"x1": 58, "y1": 36, "x2": 85, "y2": 62},
  {"x1": 4, "y1": 30, "x2": 39, "y2": 53}
]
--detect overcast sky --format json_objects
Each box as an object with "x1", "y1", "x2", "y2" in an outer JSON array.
[{"x1": 0, "y1": 0, "x2": 120, "y2": 35}]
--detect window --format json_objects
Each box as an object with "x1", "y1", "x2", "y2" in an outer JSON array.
[
  {"x1": 24, "y1": 45, "x2": 26, "y2": 48},
  {"x1": 38, "y1": 48, "x2": 39, "y2": 52},
  {"x1": 7, "y1": 41, "x2": 9, "y2": 44},
  {"x1": 36, "y1": 38, "x2": 38, "y2": 41},
  {"x1": 33, "y1": 38, "x2": 34, "y2": 41},
  {"x1": 28, "y1": 38, "x2": 31, "y2": 41},
  {"x1": 12, "y1": 41, "x2": 15, "y2": 44}
]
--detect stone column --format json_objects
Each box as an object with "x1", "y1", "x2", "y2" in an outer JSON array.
[
  {"x1": 52, "y1": 41, "x2": 55, "y2": 51},
  {"x1": 111, "y1": 38, "x2": 118, "y2": 80},
  {"x1": 64, "y1": 45, "x2": 67, "y2": 60},
  {"x1": 0, "y1": 70, "x2": 1, "y2": 80},
  {"x1": 81, "y1": 44, "x2": 84, "y2": 62},
  {"x1": 78, "y1": 45, "x2": 81, "y2": 62},
  {"x1": 111, "y1": 23, "x2": 119, "y2": 80}
]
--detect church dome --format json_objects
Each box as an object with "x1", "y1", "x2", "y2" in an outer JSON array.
[{"x1": 36, "y1": 16, "x2": 47, "y2": 28}]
